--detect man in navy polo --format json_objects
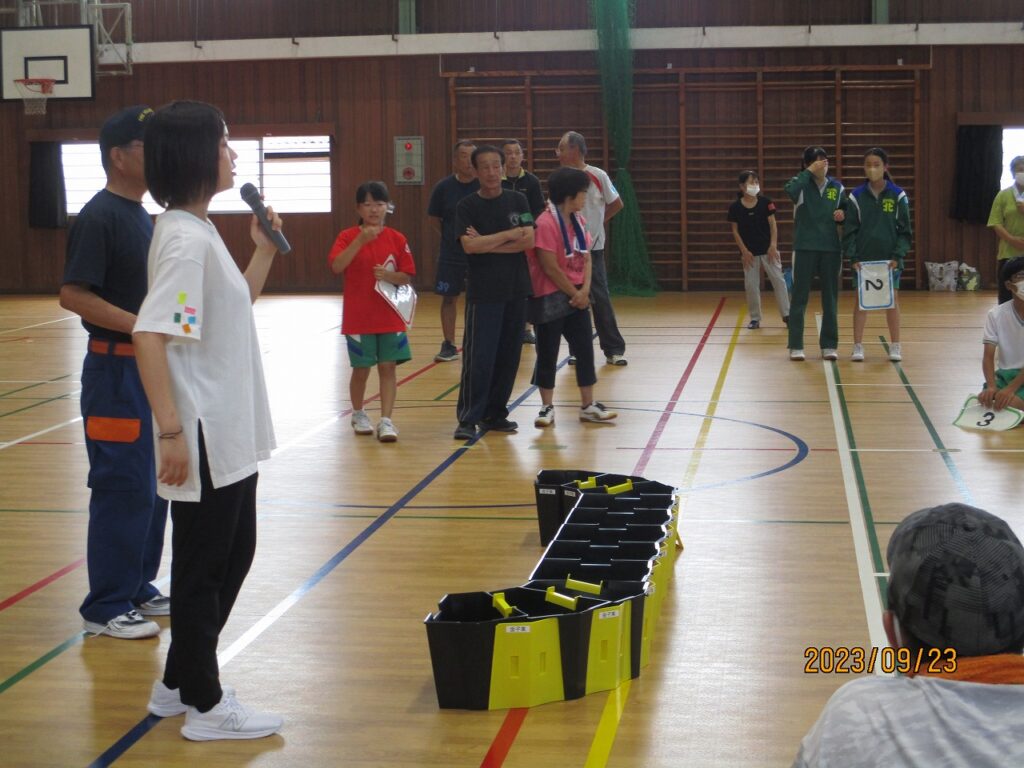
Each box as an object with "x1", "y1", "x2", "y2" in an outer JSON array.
[{"x1": 60, "y1": 106, "x2": 168, "y2": 639}]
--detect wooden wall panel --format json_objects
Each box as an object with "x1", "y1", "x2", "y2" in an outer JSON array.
[{"x1": 2, "y1": 44, "x2": 1023, "y2": 293}]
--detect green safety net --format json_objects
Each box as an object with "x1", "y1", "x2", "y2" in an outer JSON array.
[{"x1": 590, "y1": 0, "x2": 658, "y2": 295}]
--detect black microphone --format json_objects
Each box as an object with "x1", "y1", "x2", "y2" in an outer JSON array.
[{"x1": 239, "y1": 183, "x2": 291, "y2": 254}]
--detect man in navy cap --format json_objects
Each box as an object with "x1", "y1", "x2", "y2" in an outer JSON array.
[
  {"x1": 793, "y1": 503, "x2": 1024, "y2": 767},
  {"x1": 59, "y1": 105, "x2": 169, "y2": 639}
]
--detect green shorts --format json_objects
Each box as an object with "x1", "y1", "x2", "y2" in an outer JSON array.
[
  {"x1": 346, "y1": 332, "x2": 411, "y2": 368},
  {"x1": 995, "y1": 368, "x2": 1024, "y2": 398}
]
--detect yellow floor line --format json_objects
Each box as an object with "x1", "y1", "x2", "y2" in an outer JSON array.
[{"x1": 581, "y1": 309, "x2": 746, "y2": 768}]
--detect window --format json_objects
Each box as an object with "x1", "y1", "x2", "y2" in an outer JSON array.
[
  {"x1": 1001, "y1": 127, "x2": 1024, "y2": 189},
  {"x1": 62, "y1": 135, "x2": 331, "y2": 215}
]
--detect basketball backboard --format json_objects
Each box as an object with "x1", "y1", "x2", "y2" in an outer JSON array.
[{"x1": 1, "y1": 25, "x2": 95, "y2": 101}]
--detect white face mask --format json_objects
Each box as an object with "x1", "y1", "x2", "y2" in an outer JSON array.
[
  {"x1": 865, "y1": 167, "x2": 884, "y2": 182},
  {"x1": 1014, "y1": 281, "x2": 1024, "y2": 300},
  {"x1": 745, "y1": 185, "x2": 759, "y2": 196},
  {"x1": 1015, "y1": 172, "x2": 1024, "y2": 187}
]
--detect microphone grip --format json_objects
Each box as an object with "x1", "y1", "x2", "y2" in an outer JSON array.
[{"x1": 240, "y1": 184, "x2": 292, "y2": 254}]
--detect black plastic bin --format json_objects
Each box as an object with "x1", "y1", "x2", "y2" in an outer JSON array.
[{"x1": 535, "y1": 469, "x2": 600, "y2": 545}]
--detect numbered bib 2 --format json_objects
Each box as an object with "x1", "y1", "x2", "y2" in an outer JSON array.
[{"x1": 857, "y1": 261, "x2": 895, "y2": 311}]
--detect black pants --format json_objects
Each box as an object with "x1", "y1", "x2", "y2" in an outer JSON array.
[
  {"x1": 589, "y1": 249, "x2": 626, "y2": 356},
  {"x1": 532, "y1": 308, "x2": 597, "y2": 390},
  {"x1": 456, "y1": 298, "x2": 527, "y2": 425},
  {"x1": 162, "y1": 428, "x2": 258, "y2": 712}
]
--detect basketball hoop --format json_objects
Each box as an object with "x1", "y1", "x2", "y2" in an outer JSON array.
[{"x1": 14, "y1": 78, "x2": 55, "y2": 116}]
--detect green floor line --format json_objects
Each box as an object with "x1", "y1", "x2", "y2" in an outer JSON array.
[
  {"x1": 0, "y1": 633, "x2": 84, "y2": 695},
  {"x1": 433, "y1": 382, "x2": 461, "y2": 401},
  {"x1": 832, "y1": 361, "x2": 889, "y2": 601},
  {"x1": 0, "y1": 392, "x2": 75, "y2": 420},
  {"x1": 0, "y1": 374, "x2": 71, "y2": 401},
  {"x1": 880, "y1": 335, "x2": 976, "y2": 505}
]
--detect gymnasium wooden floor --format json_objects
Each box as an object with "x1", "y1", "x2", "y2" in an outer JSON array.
[{"x1": 0, "y1": 289, "x2": 1019, "y2": 767}]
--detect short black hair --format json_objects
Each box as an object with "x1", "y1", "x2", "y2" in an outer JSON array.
[
  {"x1": 471, "y1": 145, "x2": 503, "y2": 169},
  {"x1": 999, "y1": 255, "x2": 1024, "y2": 304},
  {"x1": 865, "y1": 147, "x2": 889, "y2": 165},
  {"x1": 737, "y1": 170, "x2": 758, "y2": 185},
  {"x1": 355, "y1": 180, "x2": 390, "y2": 205},
  {"x1": 501, "y1": 139, "x2": 522, "y2": 151},
  {"x1": 802, "y1": 145, "x2": 828, "y2": 169},
  {"x1": 547, "y1": 167, "x2": 590, "y2": 205},
  {"x1": 453, "y1": 140, "x2": 476, "y2": 156},
  {"x1": 144, "y1": 100, "x2": 225, "y2": 209},
  {"x1": 1010, "y1": 155, "x2": 1024, "y2": 174}
]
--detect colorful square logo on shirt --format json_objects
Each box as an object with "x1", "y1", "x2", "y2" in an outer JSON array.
[{"x1": 173, "y1": 292, "x2": 198, "y2": 334}]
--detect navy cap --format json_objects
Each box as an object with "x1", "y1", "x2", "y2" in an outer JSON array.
[{"x1": 99, "y1": 105, "x2": 153, "y2": 156}]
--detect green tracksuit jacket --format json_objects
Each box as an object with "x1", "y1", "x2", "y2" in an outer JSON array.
[
  {"x1": 784, "y1": 169, "x2": 844, "y2": 252},
  {"x1": 841, "y1": 180, "x2": 913, "y2": 270}
]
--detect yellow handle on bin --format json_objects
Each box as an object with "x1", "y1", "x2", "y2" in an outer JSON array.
[
  {"x1": 607, "y1": 479, "x2": 633, "y2": 495},
  {"x1": 492, "y1": 592, "x2": 514, "y2": 618},
  {"x1": 575, "y1": 476, "x2": 599, "y2": 489},
  {"x1": 565, "y1": 576, "x2": 603, "y2": 595},
  {"x1": 545, "y1": 586, "x2": 579, "y2": 610}
]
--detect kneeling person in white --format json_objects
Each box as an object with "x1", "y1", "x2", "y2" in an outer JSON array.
[
  {"x1": 979, "y1": 256, "x2": 1024, "y2": 414},
  {"x1": 134, "y1": 101, "x2": 282, "y2": 741}
]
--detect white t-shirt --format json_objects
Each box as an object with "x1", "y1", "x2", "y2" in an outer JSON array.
[
  {"x1": 793, "y1": 675, "x2": 1024, "y2": 768},
  {"x1": 982, "y1": 300, "x2": 1024, "y2": 370},
  {"x1": 134, "y1": 209, "x2": 275, "y2": 502},
  {"x1": 580, "y1": 164, "x2": 620, "y2": 251}
]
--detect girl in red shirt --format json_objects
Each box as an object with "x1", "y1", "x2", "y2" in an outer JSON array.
[{"x1": 328, "y1": 182, "x2": 416, "y2": 442}]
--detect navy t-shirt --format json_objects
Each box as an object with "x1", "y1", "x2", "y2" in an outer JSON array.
[
  {"x1": 427, "y1": 174, "x2": 480, "y2": 264},
  {"x1": 62, "y1": 189, "x2": 154, "y2": 342},
  {"x1": 455, "y1": 190, "x2": 534, "y2": 304},
  {"x1": 727, "y1": 195, "x2": 776, "y2": 255}
]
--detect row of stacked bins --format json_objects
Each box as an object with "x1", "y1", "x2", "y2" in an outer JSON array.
[{"x1": 424, "y1": 470, "x2": 680, "y2": 710}]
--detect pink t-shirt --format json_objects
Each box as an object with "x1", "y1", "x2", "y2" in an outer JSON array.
[{"x1": 528, "y1": 207, "x2": 591, "y2": 298}]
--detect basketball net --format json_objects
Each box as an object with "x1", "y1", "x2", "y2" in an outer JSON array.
[{"x1": 14, "y1": 78, "x2": 55, "y2": 116}]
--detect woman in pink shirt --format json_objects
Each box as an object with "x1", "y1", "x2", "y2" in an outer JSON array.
[{"x1": 527, "y1": 167, "x2": 618, "y2": 427}]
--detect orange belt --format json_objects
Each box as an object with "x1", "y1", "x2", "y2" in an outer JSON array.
[{"x1": 88, "y1": 338, "x2": 135, "y2": 357}]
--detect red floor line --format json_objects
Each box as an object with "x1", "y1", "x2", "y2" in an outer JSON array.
[
  {"x1": 0, "y1": 359, "x2": 449, "y2": 615},
  {"x1": 476, "y1": 302, "x2": 726, "y2": 764},
  {"x1": 0, "y1": 558, "x2": 86, "y2": 613},
  {"x1": 632, "y1": 297, "x2": 726, "y2": 476},
  {"x1": 479, "y1": 708, "x2": 529, "y2": 768}
]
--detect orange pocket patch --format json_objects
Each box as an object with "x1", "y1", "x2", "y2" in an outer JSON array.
[{"x1": 86, "y1": 416, "x2": 142, "y2": 443}]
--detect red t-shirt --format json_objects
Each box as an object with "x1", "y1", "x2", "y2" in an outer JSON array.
[{"x1": 327, "y1": 226, "x2": 416, "y2": 334}]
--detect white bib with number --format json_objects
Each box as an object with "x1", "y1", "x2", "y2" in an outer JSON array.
[
  {"x1": 857, "y1": 261, "x2": 895, "y2": 311},
  {"x1": 953, "y1": 395, "x2": 1024, "y2": 431}
]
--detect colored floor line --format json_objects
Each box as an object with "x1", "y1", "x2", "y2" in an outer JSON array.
[
  {"x1": 583, "y1": 680, "x2": 632, "y2": 768},
  {"x1": 0, "y1": 315, "x2": 75, "y2": 335},
  {"x1": 0, "y1": 373, "x2": 71, "y2": 400},
  {"x1": 879, "y1": 336, "x2": 975, "y2": 505},
  {"x1": 679, "y1": 309, "x2": 745, "y2": 491},
  {"x1": 434, "y1": 381, "x2": 461, "y2": 400},
  {"x1": 476, "y1": 303, "x2": 727, "y2": 767},
  {"x1": 581, "y1": 309, "x2": 746, "y2": 768},
  {"x1": 479, "y1": 708, "x2": 529, "y2": 768},
  {"x1": 0, "y1": 390, "x2": 76, "y2": 419},
  {"x1": 819, "y1": 316, "x2": 888, "y2": 653},
  {"x1": 0, "y1": 633, "x2": 85, "y2": 695},
  {"x1": 86, "y1": 360, "x2": 556, "y2": 766},
  {"x1": 0, "y1": 557, "x2": 85, "y2": 613},
  {"x1": 0, "y1": 357, "x2": 454, "y2": 703},
  {"x1": 0, "y1": 416, "x2": 83, "y2": 452},
  {"x1": 633, "y1": 297, "x2": 726, "y2": 476}
]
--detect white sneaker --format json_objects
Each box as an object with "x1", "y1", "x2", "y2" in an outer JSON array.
[
  {"x1": 822, "y1": 348, "x2": 838, "y2": 361},
  {"x1": 790, "y1": 349, "x2": 805, "y2": 361},
  {"x1": 83, "y1": 610, "x2": 160, "y2": 640},
  {"x1": 535, "y1": 405, "x2": 555, "y2": 427},
  {"x1": 351, "y1": 409, "x2": 373, "y2": 435},
  {"x1": 148, "y1": 680, "x2": 235, "y2": 718},
  {"x1": 580, "y1": 402, "x2": 618, "y2": 422},
  {"x1": 181, "y1": 692, "x2": 283, "y2": 741},
  {"x1": 605, "y1": 354, "x2": 628, "y2": 366},
  {"x1": 376, "y1": 417, "x2": 398, "y2": 442},
  {"x1": 851, "y1": 344, "x2": 865, "y2": 362},
  {"x1": 137, "y1": 594, "x2": 170, "y2": 616},
  {"x1": 888, "y1": 342, "x2": 902, "y2": 362}
]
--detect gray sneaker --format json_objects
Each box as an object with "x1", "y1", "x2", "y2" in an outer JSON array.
[
  {"x1": 181, "y1": 692, "x2": 283, "y2": 741},
  {"x1": 83, "y1": 609, "x2": 160, "y2": 640},
  {"x1": 137, "y1": 594, "x2": 170, "y2": 616},
  {"x1": 434, "y1": 341, "x2": 460, "y2": 362}
]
